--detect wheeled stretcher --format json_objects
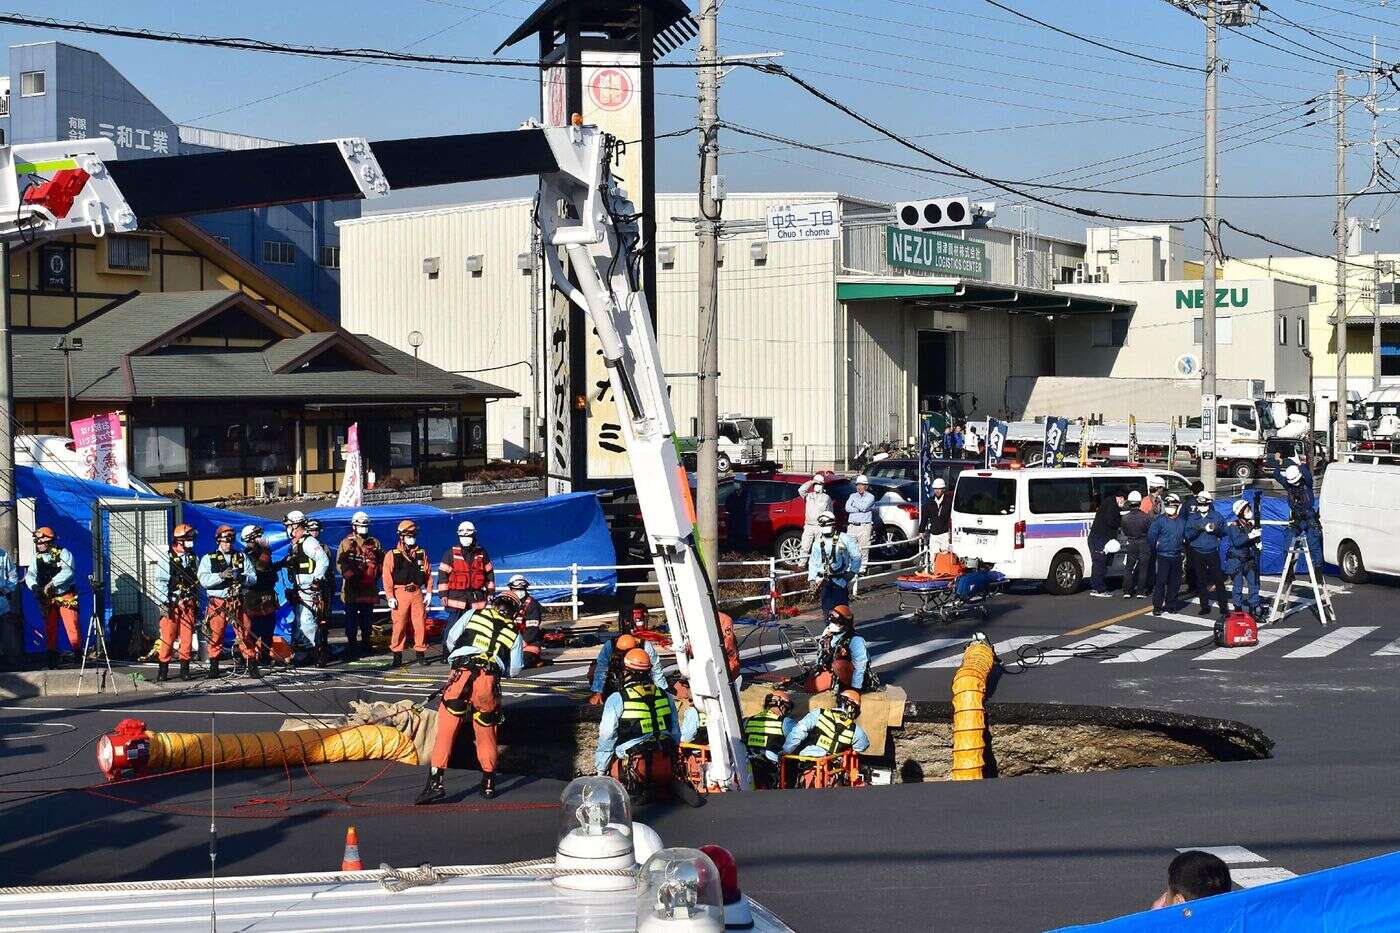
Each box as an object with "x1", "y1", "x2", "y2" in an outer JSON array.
[{"x1": 896, "y1": 570, "x2": 1006, "y2": 624}]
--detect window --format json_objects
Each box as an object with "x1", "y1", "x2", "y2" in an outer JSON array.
[
  {"x1": 718, "y1": 423, "x2": 739, "y2": 444},
  {"x1": 1308, "y1": 285, "x2": 1318, "y2": 303},
  {"x1": 1094, "y1": 476, "x2": 1147, "y2": 506},
  {"x1": 466, "y1": 415, "x2": 486, "y2": 457},
  {"x1": 244, "y1": 417, "x2": 295, "y2": 474},
  {"x1": 1298, "y1": 317, "x2": 1307, "y2": 347},
  {"x1": 1059, "y1": 266, "x2": 1077, "y2": 284},
  {"x1": 388, "y1": 421, "x2": 415, "y2": 468},
  {"x1": 1380, "y1": 282, "x2": 1396, "y2": 305},
  {"x1": 744, "y1": 481, "x2": 790, "y2": 505},
  {"x1": 107, "y1": 235, "x2": 150, "y2": 272},
  {"x1": 132, "y1": 426, "x2": 187, "y2": 478},
  {"x1": 422, "y1": 416, "x2": 460, "y2": 460},
  {"x1": 1192, "y1": 317, "x2": 1233, "y2": 345},
  {"x1": 1226, "y1": 405, "x2": 1256, "y2": 431},
  {"x1": 1028, "y1": 477, "x2": 1094, "y2": 515},
  {"x1": 189, "y1": 424, "x2": 244, "y2": 476},
  {"x1": 1278, "y1": 315, "x2": 1288, "y2": 346},
  {"x1": 1091, "y1": 312, "x2": 1130, "y2": 348},
  {"x1": 868, "y1": 463, "x2": 913, "y2": 481},
  {"x1": 20, "y1": 71, "x2": 45, "y2": 97},
  {"x1": 319, "y1": 245, "x2": 340, "y2": 269},
  {"x1": 953, "y1": 477, "x2": 1016, "y2": 516},
  {"x1": 1164, "y1": 475, "x2": 1195, "y2": 499},
  {"x1": 262, "y1": 240, "x2": 295, "y2": 265}
]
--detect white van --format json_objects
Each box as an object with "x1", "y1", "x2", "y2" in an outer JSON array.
[
  {"x1": 1321, "y1": 460, "x2": 1400, "y2": 583},
  {"x1": 950, "y1": 466, "x2": 1195, "y2": 594}
]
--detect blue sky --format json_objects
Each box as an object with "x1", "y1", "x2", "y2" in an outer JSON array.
[{"x1": 4, "y1": 0, "x2": 1398, "y2": 255}]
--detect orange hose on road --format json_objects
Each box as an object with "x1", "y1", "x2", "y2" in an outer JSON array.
[
  {"x1": 950, "y1": 638, "x2": 995, "y2": 781},
  {"x1": 146, "y1": 724, "x2": 419, "y2": 772}
]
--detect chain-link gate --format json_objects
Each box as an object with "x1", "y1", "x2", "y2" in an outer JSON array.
[{"x1": 91, "y1": 497, "x2": 176, "y2": 660}]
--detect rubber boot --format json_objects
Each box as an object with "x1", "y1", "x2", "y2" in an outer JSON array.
[
  {"x1": 415, "y1": 767, "x2": 446, "y2": 805},
  {"x1": 415, "y1": 650, "x2": 426, "y2": 666},
  {"x1": 180, "y1": 660, "x2": 192, "y2": 682},
  {"x1": 46, "y1": 650, "x2": 58, "y2": 670},
  {"x1": 480, "y1": 772, "x2": 497, "y2": 799},
  {"x1": 391, "y1": 652, "x2": 403, "y2": 669},
  {"x1": 245, "y1": 657, "x2": 260, "y2": 679},
  {"x1": 157, "y1": 661, "x2": 169, "y2": 682},
  {"x1": 207, "y1": 658, "x2": 221, "y2": 680}
]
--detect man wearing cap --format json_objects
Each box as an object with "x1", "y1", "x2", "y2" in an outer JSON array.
[
  {"x1": 282, "y1": 510, "x2": 330, "y2": 663},
  {"x1": 437, "y1": 520, "x2": 494, "y2": 613},
  {"x1": 796, "y1": 474, "x2": 833, "y2": 563},
  {"x1": 155, "y1": 524, "x2": 201, "y2": 682},
  {"x1": 240, "y1": 525, "x2": 280, "y2": 665},
  {"x1": 808, "y1": 510, "x2": 862, "y2": 615},
  {"x1": 337, "y1": 512, "x2": 383, "y2": 658},
  {"x1": 25, "y1": 527, "x2": 78, "y2": 669},
  {"x1": 198, "y1": 525, "x2": 258, "y2": 678},
  {"x1": 844, "y1": 475, "x2": 877, "y2": 576},
  {"x1": 1121, "y1": 490, "x2": 1153, "y2": 599},
  {"x1": 382, "y1": 519, "x2": 432, "y2": 667},
  {"x1": 921, "y1": 476, "x2": 953, "y2": 554}
]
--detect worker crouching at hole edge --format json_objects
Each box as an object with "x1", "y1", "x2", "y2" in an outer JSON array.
[
  {"x1": 383, "y1": 520, "x2": 432, "y2": 668},
  {"x1": 197, "y1": 525, "x2": 259, "y2": 679},
  {"x1": 25, "y1": 527, "x2": 79, "y2": 670},
  {"x1": 595, "y1": 647, "x2": 681, "y2": 802},
  {"x1": 798, "y1": 605, "x2": 874, "y2": 693},
  {"x1": 588, "y1": 610, "x2": 667, "y2": 704},
  {"x1": 744, "y1": 690, "x2": 796, "y2": 789},
  {"x1": 782, "y1": 689, "x2": 870, "y2": 788},
  {"x1": 155, "y1": 524, "x2": 200, "y2": 682},
  {"x1": 417, "y1": 591, "x2": 525, "y2": 803}
]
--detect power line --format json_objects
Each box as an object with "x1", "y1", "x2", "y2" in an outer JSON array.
[{"x1": 979, "y1": 0, "x2": 1206, "y2": 72}]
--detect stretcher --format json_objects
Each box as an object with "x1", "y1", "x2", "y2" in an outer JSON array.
[{"x1": 896, "y1": 570, "x2": 1006, "y2": 624}]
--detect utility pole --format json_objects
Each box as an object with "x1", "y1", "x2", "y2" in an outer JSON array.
[
  {"x1": 1336, "y1": 68, "x2": 1350, "y2": 462},
  {"x1": 696, "y1": 0, "x2": 721, "y2": 579},
  {"x1": 1201, "y1": 0, "x2": 1220, "y2": 493}
]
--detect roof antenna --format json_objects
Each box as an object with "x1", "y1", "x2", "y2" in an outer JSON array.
[{"x1": 209, "y1": 711, "x2": 218, "y2": 932}]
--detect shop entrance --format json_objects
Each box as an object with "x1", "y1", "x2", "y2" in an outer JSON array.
[{"x1": 917, "y1": 330, "x2": 951, "y2": 413}]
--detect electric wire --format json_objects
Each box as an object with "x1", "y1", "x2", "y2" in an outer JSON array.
[{"x1": 978, "y1": 0, "x2": 1205, "y2": 72}]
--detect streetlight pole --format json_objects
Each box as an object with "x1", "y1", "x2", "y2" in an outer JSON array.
[{"x1": 1336, "y1": 69, "x2": 1350, "y2": 462}]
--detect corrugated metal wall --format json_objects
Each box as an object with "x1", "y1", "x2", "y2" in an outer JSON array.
[{"x1": 849, "y1": 299, "x2": 906, "y2": 448}]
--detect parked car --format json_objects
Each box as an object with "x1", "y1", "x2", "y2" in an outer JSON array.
[
  {"x1": 1321, "y1": 460, "x2": 1400, "y2": 584},
  {"x1": 950, "y1": 466, "x2": 1194, "y2": 594},
  {"x1": 861, "y1": 457, "x2": 981, "y2": 487}
]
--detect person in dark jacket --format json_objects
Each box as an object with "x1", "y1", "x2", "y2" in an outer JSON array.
[
  {"x1": 1184, "y1": 492, "x2": 1230, "y2": 619},
  {"x1": 1087, "y1": 489, "x2": 1127, "y2": 596},
  {"x1": 920, "y1": 477, "x2": 954, "y2": 553},
  {"x1": 1225, "y1": 499, "x2": 1263, "y2": 615},
  {"x1": 1147, "y1": 495, "x2": 1187, "y2": 616},
  {"x1": 1120, "y1": 490, "x2": 1154, "y2": 599}
]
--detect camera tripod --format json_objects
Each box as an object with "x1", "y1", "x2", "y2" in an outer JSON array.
[
  {"x1": 76, "y1": 606, "x2": 119, "y2": 697},
  {"x1": 1266, "y1": 533, "x2": 1336, "y2": 627}
]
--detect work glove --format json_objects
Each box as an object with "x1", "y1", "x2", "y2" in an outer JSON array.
[
  {"x1": 1248, "y1": 529, "x2": 1263, "y2": 541},
  {"x1": 1204, "y1": 523, "x2": 1217, "y2": 534},
  {"x1": 588, "y1": 692, "x2": 603, "y2": 706},
  {"x1": 220, "y1": 569, "x2": 236, "y2": 581},
  {"x1": 386, "y1": 597, "x2": 399, "y2": 611}
]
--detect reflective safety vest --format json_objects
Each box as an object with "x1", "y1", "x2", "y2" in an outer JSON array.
[
  {"x1": 287, "y1": 539, "x2": 316, "y2": 577},
  {"x1": 206, "y1": 551, "x2": 246, "y2": 593},
  {"x1": 809, "y1": 708, "x2": 857, "y2": 756},
  {"x1": 388, "y1": 547, "x2": 428, "y2": 587},
  {"x1": 460, "y1": 607, "x2": 516, "y2": 668},
  {"x1": 33, "y1": 550, "x2": 64, "y2": 590},
  {"x1": 745, "y1": 711, "x2": 788, "y2": 755},
  {"x1": 167, "y1": 550, "x2": 198, "y2": 601},
  {"x1": 443, "y1": 546, "x2": 489, "y2": 593},
  {"x1": 615, "y1": 683, "x2": 672, "y2": 746},
  {"x1": 248, "y1": 544, "x2": 279, "y2": 595}
]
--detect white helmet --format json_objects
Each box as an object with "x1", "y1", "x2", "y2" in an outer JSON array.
[
  {"x1": 239, "y1": 524, "x2": 262, "y2": 544},
  {"x1": 457, "y1": 520, "x2": 476, "y2": 537},
  {"x1": 1148, "y1": 476, "x2": 1166, "y2": 489},
  {"x1": 351, "y1": 510, "x2": 370, "y2": 526},
  {"x1": 1283, "y1": 464, "x2": 1302, "y2": 485},
  {"x1": 932, "y1": 477, "x2": 947, "y2": 490},
  {"x1": 1127, "y1": 490, "x2": 1142, "y2": 504},
  {"x1": 812, "y1": 473, "x2": 824, "y2": 484},
  {"x1": 817, "y1": 510, "x2": 837, "y2": 528},
  {"x1": 1197, "y1": 490, "x2": 1214, "y2": 503},
  {"x1": 507, "y1": 573, "x2": 529, "y2": 591},
  {"x1": 1233, "y1": 499, "x2": 1251, "y2": 517},
  {"x1": 284, "y1": 509, "x2": 306, "y2": 526},
  {"x1": 855, "y1": 474, "x2": 869, "y2": 485}
]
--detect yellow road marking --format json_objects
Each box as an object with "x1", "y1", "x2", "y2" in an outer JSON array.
[{"x1": 1064, "y1": 605, "x2": 1152, "y2": 637}]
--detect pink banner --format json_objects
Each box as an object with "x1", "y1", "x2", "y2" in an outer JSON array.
[
  {"x1": 345, "y1": 422, "x2": 359, "y2": 454},
  {"x1": 336, "y1": 421, "x2": 363, "y2": 507},
  {"x1": 70, "y1": 411, "x2": 129, "y2": 488}
]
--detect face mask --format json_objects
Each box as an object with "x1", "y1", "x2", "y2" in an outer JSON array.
[
  {"x1": 1197, "y1": 505, "x2": 1209, "y2": 514},
  {"x1": 355, "y1": 527, "x2": 368, "y2": 537},
  {"x1": 403, "y1": 536, "x2": 417, "y2": 547},
  {"x1": 218, "y1": 541, "x2": 232, "y2": 552},
  {"x1": 1166, "y1": 507, "x2": 1179, "y2": 517},
  {"x1": 459, "y1": 535, "x2": 474, "y2": 546}
]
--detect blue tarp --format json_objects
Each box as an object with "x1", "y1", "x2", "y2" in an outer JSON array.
[
  {"x1": 17, "y1": 465, "x2": 615, "y2": 652},
  {"x1": 1214, "y1": 493, "x2": 1334, "y2": 576},
  {"x1": 1051, "y1": 849, "x2": 1400, "y2": 932}
]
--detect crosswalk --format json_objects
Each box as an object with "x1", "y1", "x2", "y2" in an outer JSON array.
[{"x1": 1176, "y1": 846, "x2": 1297, "y2": 889}]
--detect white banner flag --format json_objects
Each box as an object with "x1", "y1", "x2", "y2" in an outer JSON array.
[{"x1": 336, "y1": 423, "x2": 363, "y2": 507}]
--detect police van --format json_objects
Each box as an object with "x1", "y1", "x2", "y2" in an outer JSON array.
[{"x1": 950, "y1": 466, "x2": 1195, "y2": 594}]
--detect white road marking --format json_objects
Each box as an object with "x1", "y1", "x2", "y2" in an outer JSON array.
[
  {"x1": 1154, "y1": 611, "x2": 1218, "y2": 629},
  {"x1": 1175, "y1": 846, "x2": 1297, "y2": 889},
  {"x1": 1231, "y1": 867, "x2": 1299, "y2": 888},
  {"x1": 1281, "y1": 626, "x2": 1378, "y2": 659},
  {"x1": 1372, "y1": 636, "x2": 1400, "y2": 656},
  {"x1": 1102, "y1": 631, "x2": 1212, "y2": 664},
  {"x1": 873, "y1": 637, "x2": 968, "y2": 669},
  {"x1": 918, "y1": 634, "x2": 1056, "y2": 668},
  {"x1": 1194, "y1": 627, "x2": 1298, "y2": 661},
  {"x1": 1176, "y1": 846, "x2": 1266, "y2": 864},
  {"x1": 1036, "y1": 625, "x2": 1148, "y2": 665},
  {"x1": 0, "y1": 705, "x2": 291, "y2": 717}
]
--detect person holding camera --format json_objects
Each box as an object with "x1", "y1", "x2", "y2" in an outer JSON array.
[{"x1": 1272, "y1": 452, "x2": 1323, "y2": 575}]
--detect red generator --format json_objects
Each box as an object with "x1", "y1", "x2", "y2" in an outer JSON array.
[{"x1": 1214, "y1": 611, "x2": 1259, "y2": 648}]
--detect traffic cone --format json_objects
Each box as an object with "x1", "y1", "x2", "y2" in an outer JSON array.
[{"x1": 341, "y1": 826, "x2": 364, "y2": 871}]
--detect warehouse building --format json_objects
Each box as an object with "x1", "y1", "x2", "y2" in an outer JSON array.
[{"x1": 340, "y1": 194, "x2": 1126, "y2": 468}]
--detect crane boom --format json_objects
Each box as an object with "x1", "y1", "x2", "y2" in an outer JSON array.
[{"x1": 0, "y1": 122, "x2": 753, "y2": 790}]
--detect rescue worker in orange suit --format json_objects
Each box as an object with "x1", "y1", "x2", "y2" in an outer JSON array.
[
  {"x1": 799, "y1": 605, "x2": 871, "y2": 693},
  {"x1": 24, "y1": 527, "x2": 79, "y2": 669},
  {"x1": 240, "y1": 525, "x2": 279, "y2": 665},
  {"x1": 336, "y1": 511, "x2": 383, "y2": 658},
  {"x1": 416, "y1": 590, "x2": 524, "y2": 803},
  {"x1": 383, "y1": 519, "x2": 432, "y2": 668},
  {"x1": 154, "y1": 524, "x2": 200, "y2": 682},
  {"x1": 783, "y1": 689, "x2": 869, "y2": 787},
  {"x1": 305, "y1": 518, "x2": 335, "y2": 666},
  {"x1": 197, "y1": 525, "x2": 258, "y2": 679},
  {"x1": 504, "y1": 574, "x2": 548, "y2": 668},
  {"x1": 437, "y1": 520, "x2": 494, "y2": 613},
  {"x1": 745, "y1": 690, "x2": 797, "y2": 789},
  {"x1": 594, "y1": 648, "x2": 680, "y2": 793}
]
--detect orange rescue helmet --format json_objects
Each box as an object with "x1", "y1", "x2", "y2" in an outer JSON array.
[
  {"x1": 173, "y1": 523, "x2": 196, "y2": 541},
  {"x1": 614, "y1": 634, "x2": 639, "y2": 653},
  {"x1": 33, "y1": 526, "x2": 55, "y2": 542},
  {"x1": 765, "y1": 690, "x2": 793, "y2": 711},
  {"x1": 828, "y1": 604, "x2": 854, "y2": 624},
  {"x1": 396, "y1": 519, "x2": 418, "y2": 536},
  {"x1": 838, "y1": 689, "x2": 862, "y2": 711},
  {"x1": 622, "y1": 647, "x2": 653, "y2": 672},
  {"x1": 214, "y1": 524, "x2": 235, "y2": 539}
]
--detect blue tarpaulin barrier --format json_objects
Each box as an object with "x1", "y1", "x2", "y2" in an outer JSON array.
[
  {"x1": 1050, "y1": 850, "x2": 1400, "y2": 932},
  {"x1": 16, "y1": 464, "x2": 615, "y2": 652},
  {"x1": 1215, "y1": 493, "x2": 1334, "y2": 576}
]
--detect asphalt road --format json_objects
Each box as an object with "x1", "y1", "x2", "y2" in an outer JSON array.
[{"x1": 3, "y1": 573, "x2": 1398, "y2": 931}]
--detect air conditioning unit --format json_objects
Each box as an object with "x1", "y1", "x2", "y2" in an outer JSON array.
[
  {"x1": 253, "y1": 476, "x2": 279, "y2": 499},
  {"x1": 1074, "y1": 262, "x2": 1087, "y2": 284}
]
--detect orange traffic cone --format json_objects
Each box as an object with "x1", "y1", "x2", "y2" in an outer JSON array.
[{"x1": 341, "y1": 826, "x2": 364, "y2": 871}]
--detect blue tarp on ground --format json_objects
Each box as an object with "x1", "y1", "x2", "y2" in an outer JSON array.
[
  {"x1": 1050, "y1": 849, "x2": 1400, "y2": 932},
  {"x1": 18, "y1": 465, "x2": 615, "y2": 652}
]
